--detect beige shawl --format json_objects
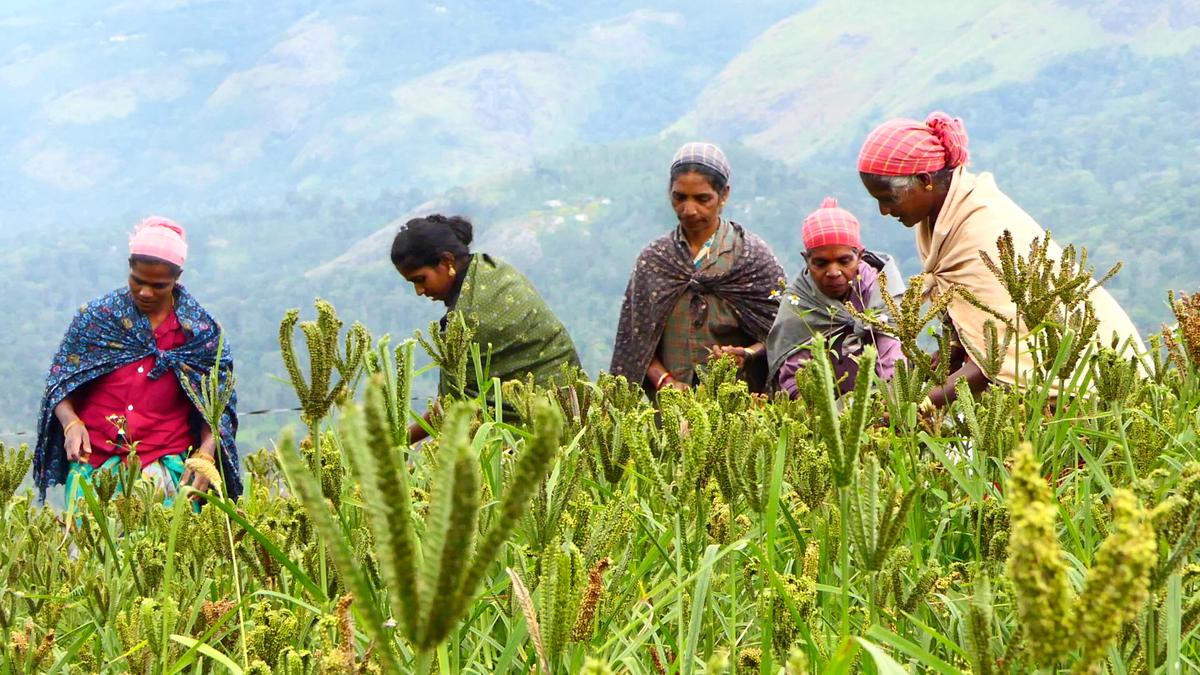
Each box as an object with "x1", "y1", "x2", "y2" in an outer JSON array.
[{"x1": 918, "y1": 167, "x2": 1143, "y2": 389}]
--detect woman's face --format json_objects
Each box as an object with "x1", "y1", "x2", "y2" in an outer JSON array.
[
  {"x1": 128, "y1": 260, "x2": 178, "y2": 315},
  {"x1": 400, "y1": 255, "x2": 457, "y2": 304},
  {"x1": 860, "y1": 172, "x2": 936, "y2": 227},
  {"x1": 670, "y1": 172, "x2": 728, "y2": 231},
  {"x1": 805, "y1": 244, "x2": 861, "y2": 300}
]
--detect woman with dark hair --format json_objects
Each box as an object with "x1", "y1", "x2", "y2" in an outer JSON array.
[
  {"x1": 391, "y1": 214, "x2": 580, "y2": 440},
  {"x1": 610, "y1": 142, "x2": 784, "y2": 395},
  {"x1": 857, "y1": 112, "x2": 1143, "y2": 410},
  {"x1": 34, "y1": 217, "x2": 240, "y2": 504}
]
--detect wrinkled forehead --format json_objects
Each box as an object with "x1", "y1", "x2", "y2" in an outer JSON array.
[{"x1": 806, "y1": 244, "x2": 860, "y2": 262}]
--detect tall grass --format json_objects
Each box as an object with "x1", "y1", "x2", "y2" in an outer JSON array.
[{"x1": 2, "y1": 233, "x2": 1200, "y2": 672}]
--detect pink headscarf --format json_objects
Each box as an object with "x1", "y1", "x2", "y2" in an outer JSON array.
[
  {"x1": 857, "y1": 112, "x2": 969, "y2": 176},
  {"x1": 129, "y1": 216, "x2": 188, "y2": 268},
  {"x1": 802, "y1": 197, "x2": 862, "y2": 251}
]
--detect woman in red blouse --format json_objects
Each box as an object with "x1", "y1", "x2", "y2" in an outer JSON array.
[{"x1": 40, "y1": 218, "x2": 236, "y2": 505}]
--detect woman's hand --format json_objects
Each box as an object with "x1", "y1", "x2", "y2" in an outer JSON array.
[
  {"x1": 711, "y1": 344, "x2": 762, "y2": 369},
  {"x1": 63, "y1": 420, "x2": 91, "y2": 462},
  {"x1": 180, "y1": 439, "x2": 218, "y2": 500},
  {"x1": 408, "y1": 420, "x2": 430, "y2": 444},
  {"x1": 181, "y1": 425, "x2": 219, "y2": 501},
  {"x1": 710, "y1": 345, "x2": 745, "y2": 368},
  {"x1": 55, "y1": 399, "x2": 91, "y2": 462}
]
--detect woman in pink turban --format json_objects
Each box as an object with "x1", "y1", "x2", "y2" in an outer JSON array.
[
  {"x1": 857, "y1": 112, "x2": 1143, "y2": 410},
  {"x1": 34, "y1": 217, "x2": 242, "y2": 506},
  {"x1": 766, "y1": 197, "x2": 906, "y2": 398}
]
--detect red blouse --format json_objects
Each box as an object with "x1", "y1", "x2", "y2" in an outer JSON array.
[{"x1": 74, "y1": 310, "x2": 195, "y2": 468}]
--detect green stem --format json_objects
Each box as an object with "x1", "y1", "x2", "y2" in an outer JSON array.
[
  {"x1": 839, "y1": 487, "x2": 851, "y2": 639},
  {"x1": 1146, "y1": 598, "x2": 1158, "y2": 674},
  {"x1": 218, "y1": 499, "x2": 249, "y2": 668},
  {"x1": 416, "y1": 649, "x2": 434, "y2": 675}
]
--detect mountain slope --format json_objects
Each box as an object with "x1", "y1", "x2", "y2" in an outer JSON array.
[{"x1": 669, "y1": 0, "x2": 1200, "y2": 163}]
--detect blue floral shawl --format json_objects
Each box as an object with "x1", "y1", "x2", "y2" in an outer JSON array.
[{"x1": 34, "y1": 286, "x2": 242, "y2": 499}]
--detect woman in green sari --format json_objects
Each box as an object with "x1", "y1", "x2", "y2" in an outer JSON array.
[{"x1": 391, "y1": 214, "x2": 580, "y2": 441}]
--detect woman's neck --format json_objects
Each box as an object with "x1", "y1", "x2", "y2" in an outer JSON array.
[
  {"x1": 145, "y1": 305, "x2": 172, "y2": 329},
  {"x1": 442, "y1": 254, "x2": 473, "y2": 308},
  {"x1": 928, "y1": 173, "x2": 955, "y2": 227},
  {"x1": 680, "y1": 219, "x2": 720, "y2": 254}
]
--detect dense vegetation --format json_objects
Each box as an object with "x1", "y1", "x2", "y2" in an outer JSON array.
[{"x1": 2, "y1": 232, "x2": 1199, "y2": 673}]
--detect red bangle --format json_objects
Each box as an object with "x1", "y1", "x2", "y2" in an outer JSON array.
[{"x1": 655, "y1": 371, "x2": 672, "y2": 390}]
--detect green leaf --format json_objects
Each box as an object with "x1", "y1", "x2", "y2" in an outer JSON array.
[
  {"x1": 866, "y1": 625, "x2": 959, "y2": 675},
  {"x1": 853, "y1": 636, "x2": 910, "y2": 674},
  {"x1": 682, "y1": 545, "x2": 719, "y2": 675},
  {"x1": 168, "y1": 635, "x2": 244, "y2": 675},
  {"x1": 196, "y1": 492, "x2": 326, "y2": 601},
  {"x1": 275, "y1": 431, "x2": 402, "y2": 672}
]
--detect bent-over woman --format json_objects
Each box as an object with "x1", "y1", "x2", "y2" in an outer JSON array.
[
  {"x1": 857, "y1": 112, "x2": 1143, "y2": 409},
  {"x1": 391, "y1": 214, "x2": 580, "y2": 441}
]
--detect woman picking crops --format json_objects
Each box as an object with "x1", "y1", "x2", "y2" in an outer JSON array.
[
  {"x1": 610, "y1": 142, "x2": 784, "y2": 396},
  {"x1": 766, "y1": 197, "x2": 906, "y2": 398},
  {"x1": 857, "y1": 112, "x2": 1143, "y2": 410},
  {"x1": 391, "y1": 214, "x2": 581, "y2": 442},
  {"x1": 33, "y1": 217, "x2": 240, "y2": 504}
]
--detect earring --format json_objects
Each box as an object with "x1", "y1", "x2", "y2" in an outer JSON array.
[
  {"x1": 925, "y1": 184, "x2": 933, "y2": 191},
  {"x1": 449, "y1": 266, "x2": 457, "y2": 278}
]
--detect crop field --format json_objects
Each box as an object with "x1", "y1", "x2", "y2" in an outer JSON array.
[{"x1": 2, "y1": 240, "x2": 1199, "y2": 674}]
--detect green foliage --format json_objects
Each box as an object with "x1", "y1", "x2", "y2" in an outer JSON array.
[
  {"x1": 280, "y1": 299, "x2": 369, "y2": 427},
  {"x1": 0, "y1": 443, "x2": 31, "y2": 507},
  {"x1": 848, "y1": 455, "x2": 916, "y2": 573},
  {"x1": 6, "y1": 284, "x2": 1200, "y2": 673},
  {"x1": 415, "y1": 311, "x2": 475, "y2": 397}
]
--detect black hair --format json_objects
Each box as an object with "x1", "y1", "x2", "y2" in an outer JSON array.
[
  {"x1": 128, "y1": 254, "x2": 183, "y2": 278},
  {"x1": 390, "y1": 214, "x2": 474, "y2": 270},
  {"x1": 669, "y1": 162, "x2": 729, "y2": 193}
]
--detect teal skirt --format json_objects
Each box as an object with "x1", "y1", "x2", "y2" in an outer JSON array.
[{"x1": 64, "y1": 453, "x2": 189, "y2": 508}]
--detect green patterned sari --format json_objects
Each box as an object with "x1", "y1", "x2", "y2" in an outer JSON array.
[{"x1": 441, "y1": 254, "x2": 580, "y2": 398}]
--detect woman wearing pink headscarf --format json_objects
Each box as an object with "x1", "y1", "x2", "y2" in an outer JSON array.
[
  {"x1": 766, "y1": 197, "x2": 907, "y2": 398},
  {"x1": 857, "y1": 112, "x2": 1143, "y2": 410},
  {"x1": 34, "y1": 217, "x2": 242, "y2": 506}
]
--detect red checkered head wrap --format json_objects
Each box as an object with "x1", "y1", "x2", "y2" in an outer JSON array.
[
  {"x1": 129, "y1": 216, "x2": 188, "y2": 267},
  {"x1": 802, "y1": 197, "x2": 862, "y2": 251},
  {"x1": 857, "y1": 112, "x2": 969, "y2": 176}
]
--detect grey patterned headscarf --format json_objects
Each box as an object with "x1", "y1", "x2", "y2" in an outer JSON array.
[{"x1": 671, "y1": 142, "x2": 731, "y2": 183}]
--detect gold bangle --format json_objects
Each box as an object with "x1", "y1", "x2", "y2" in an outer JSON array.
[
  {"x1": 655, "y1": 371, "x2": 672, "y2": 390},
  {"x1": 63, "y1": 419, "x2": 85, "y2": 435},
  {"x1": 191, "y1": 451, "x2": 217, "y2": 464}
]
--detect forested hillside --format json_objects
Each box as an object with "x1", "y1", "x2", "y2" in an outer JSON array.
[{"x1": 2, "y1": 0, "x2": 1198, "y2": 443}]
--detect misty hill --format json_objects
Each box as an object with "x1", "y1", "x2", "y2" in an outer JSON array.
[
  {"x1": 2, "y1": 0, "x2": 1198, "y2": 445},
  {"x1": 0, "y1": 1, "x2": 798, "y2": 234}
]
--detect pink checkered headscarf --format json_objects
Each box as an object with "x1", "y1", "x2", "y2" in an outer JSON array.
[
  {"x1": 802, "y1": 197, "x2": 862, "y2": 251},
  {"x1": 129, "y1": 216, "x2": 188, "y2": 267},
  {"x1": 857, "y1": 112, "x2": 969, "y2": 176}
]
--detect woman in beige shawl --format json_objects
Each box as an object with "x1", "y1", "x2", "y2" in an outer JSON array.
[{"x1": 856, "y1": 111, "x2": 1142, "y2": 410}]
